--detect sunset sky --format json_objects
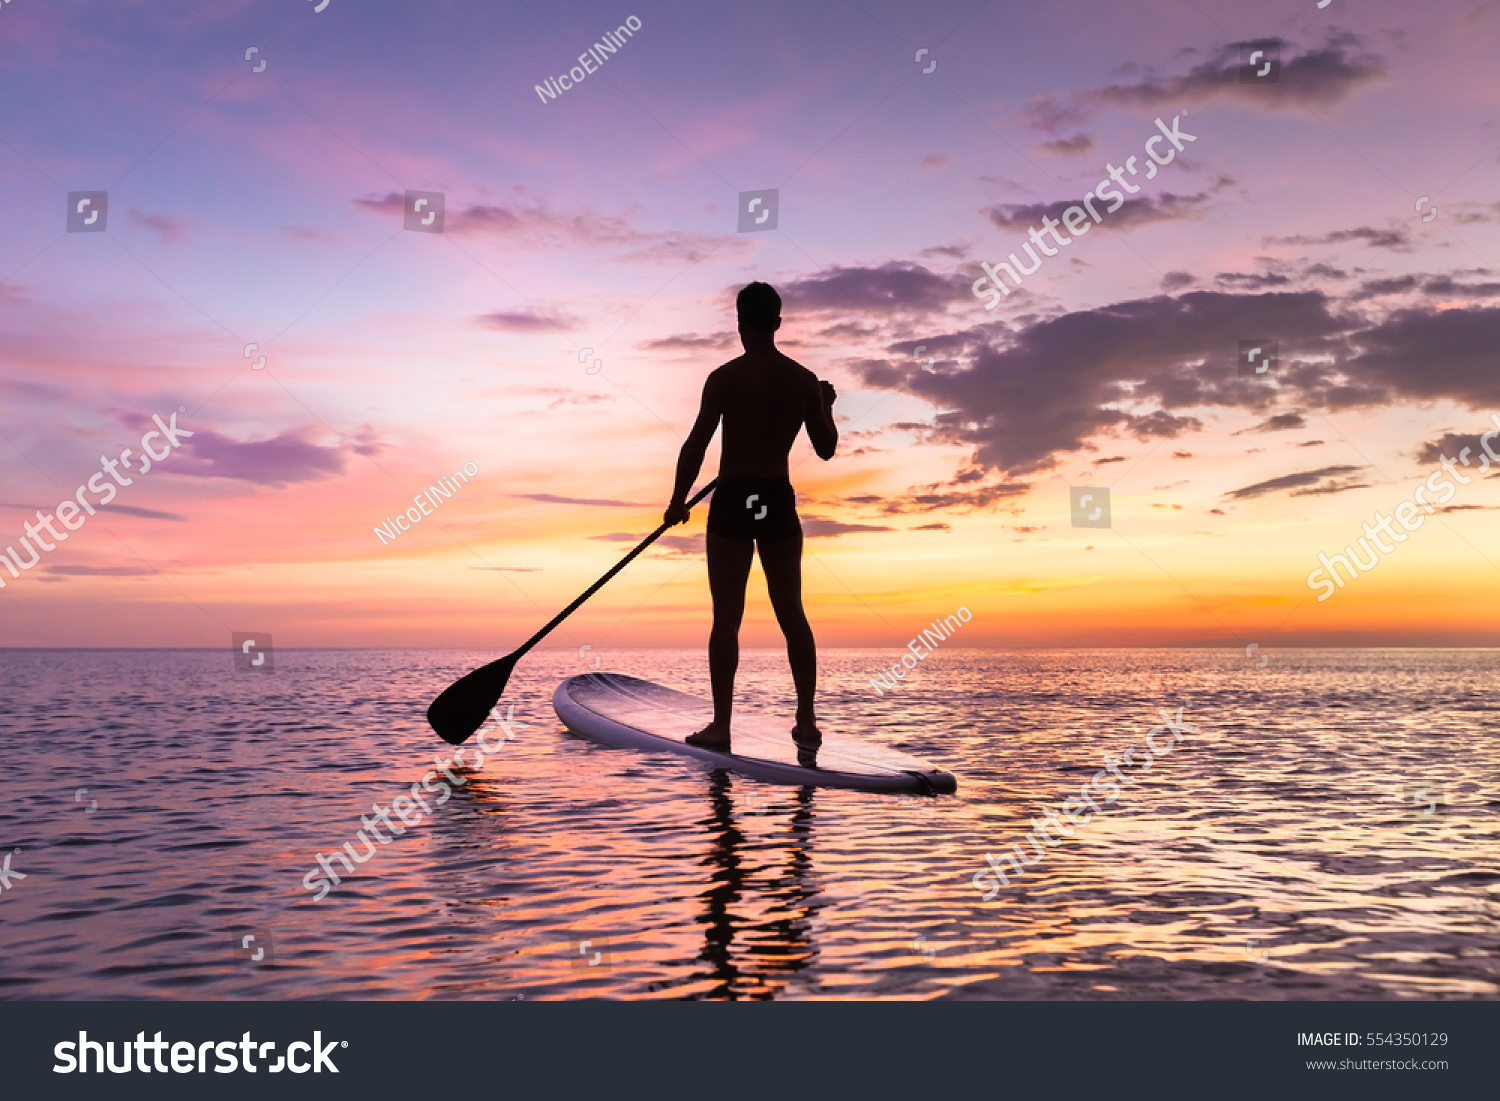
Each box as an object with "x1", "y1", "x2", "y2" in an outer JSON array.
[{"x1": 2, "y1": 0, "x2": 1498, "y2": 650}]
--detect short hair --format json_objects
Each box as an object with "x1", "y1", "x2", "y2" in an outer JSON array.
[{"x1": 736, "y1": 282, "x2": 781, "y2": 331}]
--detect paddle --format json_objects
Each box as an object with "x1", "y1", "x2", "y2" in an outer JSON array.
[{"x1": 426, "y1": 479, "x2": 719, "y2": 744}]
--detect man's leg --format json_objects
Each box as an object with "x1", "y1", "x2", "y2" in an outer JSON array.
[
  {"x1": 688, "y1": 532, "x2": 753, "y2": 747},
  {"x1": 758, "y1": 532, "x2": 819, "y2": 741}
]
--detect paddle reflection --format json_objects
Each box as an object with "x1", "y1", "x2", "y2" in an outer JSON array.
[{"x1": 691, "y1": 770, "x2": 822, "y2": 999}]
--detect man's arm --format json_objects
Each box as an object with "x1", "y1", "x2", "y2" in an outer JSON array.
[
  {"x1": 806, "y1": 376, "x2": 838, "y2": 461},
  {"x1": 664, "y1": 374, "x2": 723, "y2": 525}
]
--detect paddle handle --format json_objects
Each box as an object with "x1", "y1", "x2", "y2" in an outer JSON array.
[{"x1": 511, "y1": 480, "x2": 718, "y2": 659}]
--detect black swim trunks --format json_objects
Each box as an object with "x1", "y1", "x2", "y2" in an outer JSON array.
[{"x1": 707, "y1": 477, "x2": 801, "y2": 543}]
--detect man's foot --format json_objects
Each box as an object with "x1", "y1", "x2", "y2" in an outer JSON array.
[
  {"x1": 791, "y1": 716, "x2": 822, "y2": 748},
  {"x1": 687, "y1": 721, "x2": 732, "y2": 750}
]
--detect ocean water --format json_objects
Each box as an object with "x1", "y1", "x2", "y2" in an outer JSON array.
[{"x1": 0, "y1": 647, "x2": 1496, "y2": 1001}]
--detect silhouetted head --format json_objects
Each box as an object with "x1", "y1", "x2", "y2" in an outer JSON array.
[{"x1": 736, "y1": 282, "x2": 781, "y2": 345}]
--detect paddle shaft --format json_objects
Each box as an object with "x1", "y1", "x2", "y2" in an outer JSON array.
[{"x1": 510, "y1": 480, "x2": 718, "y2": 660}]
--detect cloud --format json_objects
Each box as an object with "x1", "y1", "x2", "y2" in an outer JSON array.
[
  {"x1": 858, "y1": 290, "x2": 1343, "y2": 479},
  {"x1": 985, "y1": 192, "x2": 1212, "y2": 234},
  {"x1": 355, "y1": 190, "x2": 737, "y2": 264},
  {"x1": 477, "y1": 308, "x2": 578, "y2": 333},
  {"x1": 1414, "y1": 433, "x2": 1490, "y2": 464},
  {"x1": 1018, "y1": 33, "x2": 1383, "y2": 130},
  {"x1": 277, "y1": 226, "x2": 343, "y2": 245},
  {"x1": 45, "y1": 565, "x2": 158, "y2": 576},
  {"x1": 0, "y1": 379, "x2": 67, "y2": 405},
  {"x1": 1092, "y1": 455, "x2": 1127, "y2": 465},
  {"x1": 99, "y1": 504, "x2": 187, "y2": 521},
  {"x1": 1225, "y1": 464, "x2": 1368, "y2": 500},
  {"x1": 471, "y1": 566, "x2": 542, "y2": 572},
  {"x1": 547, "y1": 392, "x2": 611, "y2": 410},
  {"x1": 920, "y1": 154, "x2": 948, "y2": 169},
  {"x1": 167, "y1": 427, "x2": 369, "y2": 486},
  {"x1": 854, "y1": 280, "x2": 1500, "y2": 493},
  {"x1": 127, "y1": 210, "x2": 188, "y2": 246},
  {"x1": 1340, "y1": 307, "x2": 1500, "y2": 408},
  {"x1": 1353, "y1": 274, "x2": 1500, "y2": 303},
  {"x1": 1035, "y1": 134, "x2": 1095, "y2": 156},
  {"x1": 799, "y1": 515, "x2": 896, "y2": 537},
  {"x1": 1161, "y1": 271, "x2": 1196, "y2": 291},
  {"x1": 1304, "y1": 263, "x2": 1348, "y2": 280},
  {"x1": 1445, "y1": 202, "x2": 1500, "y2": 225},
  {"x1": 1351, "y1": 275, "x2": 1418, "y2": 299},
  {"x1": 911, "y1": 522, "x2": 950, "y2": 531},
  {"x1": 590, "y1": 532, "x2": 703, "y2": 554},
  {"x1": 1236, "y1": 412, "x2": 1307, "y2": 434},
  {"x1": 1265, "y1": 225, "x2": 1410, "y2": 251},
  {"x1": 640, "y1": 331, "x2": 735, "y2": 352},
  {"x1": 919, "y1": 243, "x2": 969, "y2": 259},
  {"x1": 877, "y1": 482, "x2": 1031, "y2": 513},
  {"x1": 1216, "y1": 271, "x2": 1292, "y2": 289},
  {"x1": 519, "y1": 493, "x2": 650, "y2": 507},
  {"x1": 796, "y1": 256, "x2": 1500, "y2": 501},
  {"x1": 779, "y1": 262, "x2": 967, "y2": 315},
  {"x1": 513, "y1": 386, "x2": 614, "y2": 411},
  {"x1": 1418, "y1": 276, "x2": 1500, "y2": 300}
]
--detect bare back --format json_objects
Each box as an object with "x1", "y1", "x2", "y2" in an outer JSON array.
[{"x1": 708, "y1": 350, "x2": 823, "y2": 479}]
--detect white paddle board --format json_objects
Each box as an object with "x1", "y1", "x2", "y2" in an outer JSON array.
[{"x1": 552, "y1": 672, "x2": 957, "y2": 794}]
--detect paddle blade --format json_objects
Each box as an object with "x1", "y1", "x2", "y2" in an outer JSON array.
[{"x1": 427, "y1": 655, "x2": 516, "y2": 745}]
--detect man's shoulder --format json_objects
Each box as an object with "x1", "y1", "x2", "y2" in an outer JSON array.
[
  {"x1": 776, "y1": 353, "x2": 817, "y2": 382},
  {"x1": 707, "y1": 352, "x2": 815, "y2": 392},
  {"x1": 706, "y1": 355, "x2": 747, "y2": 381}
]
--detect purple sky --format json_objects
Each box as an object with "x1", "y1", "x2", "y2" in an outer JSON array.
[{"x1": 2, "y1": 0, "x2": 1499, "y2": 648}]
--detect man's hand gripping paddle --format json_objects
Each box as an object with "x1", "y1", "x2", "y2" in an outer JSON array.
[{"x1": 426, "y1": 480, "x2": 718, "y2": 744}]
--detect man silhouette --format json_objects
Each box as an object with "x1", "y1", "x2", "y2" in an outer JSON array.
[{"x1": 664, "y1": 282, "x2": 838, "y2": 750}]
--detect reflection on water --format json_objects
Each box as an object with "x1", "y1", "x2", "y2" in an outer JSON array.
[
  {"x1": 0, "y1": 648, "x2": 1496, "y2": 1000},
  {"x1": 691, "y1": 773, "x2": 821, "y2": 1000}
]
